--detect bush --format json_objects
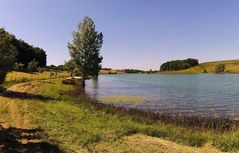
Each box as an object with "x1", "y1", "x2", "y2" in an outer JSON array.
[
  {"x1": 27, "y1": 59, "x2": 39, "y2": 72},
  {"x1": 215, "y1": 64, "x2": 225, "y2": 73},
  {"x1": 14, "y1": 63, "x2": 24, "y2": 71}
]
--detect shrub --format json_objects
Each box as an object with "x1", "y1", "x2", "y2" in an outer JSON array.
[
  {"x1": 215, "y1": 64, "x2": 225, "y2": 73},
  {"x1": 27, "y1": 59, "x2": 39, "y2": 72}
]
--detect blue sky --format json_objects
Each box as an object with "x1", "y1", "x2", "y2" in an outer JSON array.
[{"x1": 1, "y1": 0, "x2": 239, "y2": 70}]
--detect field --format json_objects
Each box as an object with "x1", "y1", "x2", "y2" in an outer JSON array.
[
  {"x1": 0, "y1": 72, "x2": 239, "y2": 152},
  {"x1": 6, "y1": 71, "x2": 69, "y2": 81},
  {"x1": 160, "y1": 60, "x2": 239, "y2": 74}
]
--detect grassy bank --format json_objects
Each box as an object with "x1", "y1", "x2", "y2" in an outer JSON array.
[
  {"x1": 0, "y1": 79, "x2": 239, "y2": 152},
  {"x1": 160, "y1": 59, "x2": 239, "y2": 74}
]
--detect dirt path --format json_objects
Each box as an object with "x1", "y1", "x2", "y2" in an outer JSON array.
[
  {"x1": 5, "y1": 82, "x2": 40, "y2": 129},
  {"x1": 7, "y1": 82, "x2": 40, "y2": 94},
  {"x1": 0, "y1": 81, "x2": 61, "y2": 152}
]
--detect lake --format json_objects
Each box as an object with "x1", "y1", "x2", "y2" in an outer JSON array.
[{"x1": 85, "y1": 74, "x2": 239, "y2": 119}]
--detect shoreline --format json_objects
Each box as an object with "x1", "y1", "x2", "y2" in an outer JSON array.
[{"x1": 1, "y1": 78, "x2": 238, "y2": 152}]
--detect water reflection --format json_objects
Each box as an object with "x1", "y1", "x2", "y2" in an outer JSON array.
[{"x1": 88, "y1": 78, "x2": 99, "y2": 98}]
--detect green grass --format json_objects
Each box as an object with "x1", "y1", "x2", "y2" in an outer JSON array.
[
  {"x1": 160, "y1": 59, "x2": 239, "y2": 74},
  {"x1": 1, "y1": 78, "x2": 239, "y2": 152}
]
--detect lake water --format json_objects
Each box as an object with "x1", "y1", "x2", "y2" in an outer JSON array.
[{"x1": 85, "y1": 74, "x2": 239, "y2": 119}]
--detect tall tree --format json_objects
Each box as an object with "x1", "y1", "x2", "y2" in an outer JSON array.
[
  {"x1": 0, "y1": 28, "x2": 17, "y2": 84},
  {"x1": 68, "y1": 17, "x2": 103, "y2": 88}
]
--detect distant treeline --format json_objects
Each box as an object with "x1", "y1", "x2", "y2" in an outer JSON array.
[
  {"x1": 124, "y1": 69, "x2": 145, "y2": 73},
  {"x1": 101, "y1": 68, "x2": 112, "y2": 71},
  {"x1": 160, "y1": 58, "x2": 199, "y2": 71},
  {"x1": 101, "y1": 68, "x2": 145, "y2": 74},
  {"x1": 0, "y1": 28, "x2": 47, "y2": 71}
]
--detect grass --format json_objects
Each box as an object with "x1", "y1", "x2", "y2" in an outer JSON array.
[
  {"x1": 100, "y1": 96, "x2": 147, "y2": 103},
  {"x1": 160, "y1": 59, "x2": 239, "y2": 74},
  {"x1": 1, "y1": 77, "x2": 239, "y2": 152}
]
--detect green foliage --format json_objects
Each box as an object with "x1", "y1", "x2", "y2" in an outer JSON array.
[
  {"x1": 0, "y1": 28, "x2": 17, "y2": 84},
  {"x1": 46, "y1": 64, "x2": 65, "y2": 71},
  {"x1": 14, "y1": 63, "x2": 25, "y2": 71},
  {"x1": 64, "y1": 60, "x2": 75, "y2": 76},
  {"x1": 215, "y1": 64, "x2": 225, "y2": 73},
  {"x1": 14, "y1": 40, "x2": 46, "y2": 70},
  {"x1": 68, "y1": 16, "x2": 103, "y2": 87},
  {"x1": 124, "y1": 69, "x2": 145, "y2": 73},
  {"x1": 101, "y1": 68, "x2": 112, "y2": 70},
  {"x1": 160, "y1": 58, "x2": 199, "y2": 71},
  {"x1": 27, "y1": 59, "x2": 39, "y2": 72},
  {"x1": 0, "y1": 28, "x2": 46, "y2": 72}
]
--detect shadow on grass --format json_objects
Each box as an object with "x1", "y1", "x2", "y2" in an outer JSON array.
[
  {"x1": 0, "y1": 91, "x2": 55, "y2": 101},
  {"x1": 0, "y1": 125, "x2": 62, "y2": 153}
]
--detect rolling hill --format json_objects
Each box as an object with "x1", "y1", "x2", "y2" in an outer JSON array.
[{"x1": 160, "y1": 59, "x2": 239, "y2": 74}]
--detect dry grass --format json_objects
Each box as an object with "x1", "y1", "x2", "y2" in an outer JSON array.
[
  {"x1": 123, "y1": 134, "x2": 224, "y2": 153},
  {"x1": 6, "y1": 71, "x2": 69, "y2": 82}
]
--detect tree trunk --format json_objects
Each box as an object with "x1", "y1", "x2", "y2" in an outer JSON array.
[{"x1": 81, "y1": 78, "x2": 86, "y2": 89}]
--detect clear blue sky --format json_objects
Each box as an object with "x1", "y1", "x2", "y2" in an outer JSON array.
[{"x1": 1, "y1": 0, "x2": 239, "y2": 70}]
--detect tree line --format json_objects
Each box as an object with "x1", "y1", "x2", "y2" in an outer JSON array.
[
  {"x1": 160, "y1": 58, "x2": 199, "y2": 71},
  {"x1": 0, "y1": 28, "x2": 47, "y2": 83},
  {"x1": 0, "y1": 28, "x2": 46, "y2": 72}
]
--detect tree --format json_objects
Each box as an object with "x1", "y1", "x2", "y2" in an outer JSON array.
[
  {"x1": 68, "y1": 17, "x2": 103, "y2": 88},
  {"x1": 0, "y1": 29, "x2": 47, "y2": 72},
  {"x1": 0, "y1": 28, "x2": 17, "y2": 84}
]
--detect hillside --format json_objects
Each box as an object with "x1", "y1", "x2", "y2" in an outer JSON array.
[{"x1": 160, "y1": 60, "x2": 239, "y2": 74}]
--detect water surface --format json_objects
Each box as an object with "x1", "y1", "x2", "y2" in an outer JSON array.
[{"x1": 85, "y1": 74, "x2": 239, "y2": 119}]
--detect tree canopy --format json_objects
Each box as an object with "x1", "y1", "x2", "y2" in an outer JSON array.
[
  {"x1": 68, "y1": 17, "x2": 103, "y2": 88},
  {"x1": 160, "y1": 58, "x2": 199, "y2": 71},
  {"x1": 0, "y1": 28, "x2": 17, "y2": 83},
  {"x1": 0, "y1": 28, "x2": 47, "y2": 72}
]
